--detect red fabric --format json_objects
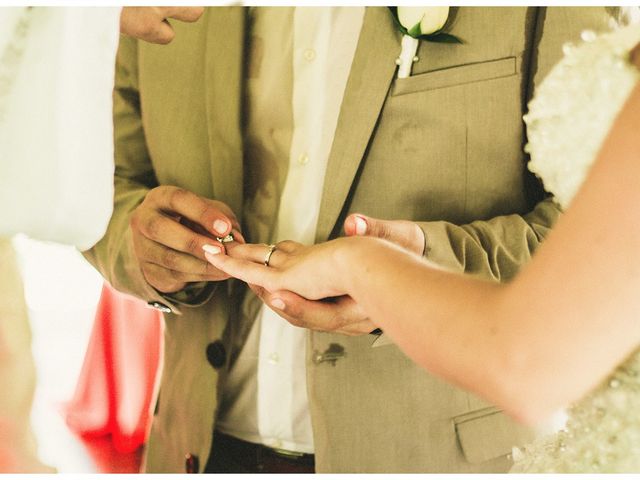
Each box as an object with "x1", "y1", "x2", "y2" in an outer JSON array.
[
  {"x1": 65, "y1": 283, "x2": 163, "y2": 454},
  {"x1": 0, "y1": 418, "x2": 19, "y2": 472}
]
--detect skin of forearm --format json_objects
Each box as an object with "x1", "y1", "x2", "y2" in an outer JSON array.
[
  {"x1": 337, "y1": 237, "x2": 526, "y2": 418},
  {"x1": 500, "y1": 82, "x2": 640, "y2": 421}
]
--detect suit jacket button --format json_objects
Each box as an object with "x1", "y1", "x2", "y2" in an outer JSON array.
[
  {"x1": 147, "y1": 301, "x2": 172, "y2": 313},
  {"x1": 206, "y1": 341, "x2": 226, "y2": 369},
  {"x1": 185, "y1": 453, "x2": 199, "y2": 473}
]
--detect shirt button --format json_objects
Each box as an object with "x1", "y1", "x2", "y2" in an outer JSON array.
[
  {"x1": 303, "y1": 48, "x2": 316, "y2": 62},
  {"x1": 268, "y1": 352, "x2": 280, "y2": 365},
  {"x1": 297, "y1": 153, "x2": 309, "y2": 165}
]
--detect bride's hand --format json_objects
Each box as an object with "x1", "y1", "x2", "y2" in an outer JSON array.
[
  {"x1": 203, "y1": 221, "x2": 422, "y2": 335},
  {"x1": 205, "y1": 238, "x2": 380, "y2": 335},
  {"x1": 205, "y1": 239, "x2": 351, "y2": 301}
]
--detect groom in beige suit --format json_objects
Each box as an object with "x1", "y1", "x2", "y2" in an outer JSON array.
[{"x1": 85, "y1": 7, "x2": 614, "y2": 473}]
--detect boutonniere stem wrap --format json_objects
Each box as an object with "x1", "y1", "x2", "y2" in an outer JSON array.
[{"x1": 390, "y1": 6, "x2": 462, "y2": 79}]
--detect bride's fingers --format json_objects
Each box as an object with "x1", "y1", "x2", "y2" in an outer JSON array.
[
  {"x1": 225, "y1": 242, "x2": 286, "y2": 267},
  {"x1": 203, "y1": 249, "x2": 278, "y2": 288}
]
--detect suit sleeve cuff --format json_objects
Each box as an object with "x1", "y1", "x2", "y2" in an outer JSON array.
[
  {"x1": 159, "y1": 281, "x2": 218, "y2": 309},
  {"x1": 416, "y1": 221, "x2": 466, "y2": 274}
]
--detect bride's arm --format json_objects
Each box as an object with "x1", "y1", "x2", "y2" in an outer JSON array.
[
  {"x1": 337, "y1": 81, "x2": 640, "y2": 424},
  {"x1": 209, "y1": 81, "x2": 640, "y2": 424}
]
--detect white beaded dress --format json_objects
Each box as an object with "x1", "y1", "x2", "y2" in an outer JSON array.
[{"x1": 510, "y1": 24, "x2": 640, "y2": 473}]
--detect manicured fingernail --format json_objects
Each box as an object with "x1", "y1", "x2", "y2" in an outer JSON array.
[
  {"x1": 271, "y1": 298, "x2": 286, "y2": 311},
  {"x1": 354, "y1": 216, "x2": 367, "y2": 236},
  {"x1": 213, "y1": 219, "x2": 229, "y2": 236},
  {"x1": 202, "y1": 244, "x2": 222, "y2": 255}
]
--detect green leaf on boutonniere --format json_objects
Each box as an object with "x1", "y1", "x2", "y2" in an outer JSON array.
[
  {"x1": 407, "y1": 22, "x2": 422, "y2": 38},
  {"x1": 422, "y1": 33, "x2": 463, "y2": 44}
]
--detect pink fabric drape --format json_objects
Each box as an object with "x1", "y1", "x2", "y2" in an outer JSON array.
[{"x1": 64, "y1": 283, "x2": 163, "y2": 454}]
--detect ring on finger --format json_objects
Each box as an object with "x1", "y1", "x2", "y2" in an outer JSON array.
[
  {"x1": 216, "y1": 233, "x2": 234, "y2": 243},
  {"x1": 263, "y1": 244, "x2": 277, "y2": 267}
]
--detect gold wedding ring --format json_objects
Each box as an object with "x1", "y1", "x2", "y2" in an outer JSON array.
[
  {"x1": 264, "y1": 244, "x2": 277, "y2": 267},
  {"x1": 216, "y1": 233, "x2": 234, "y2": 243}
]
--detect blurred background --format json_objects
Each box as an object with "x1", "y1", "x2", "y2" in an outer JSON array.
[{"x1": 13, "y1": 236, "x2": 141, "y2": 473}]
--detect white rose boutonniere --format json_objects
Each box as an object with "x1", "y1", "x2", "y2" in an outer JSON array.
[{"x1": 389, "y1": 6, "x2": 462, "y2": 78}]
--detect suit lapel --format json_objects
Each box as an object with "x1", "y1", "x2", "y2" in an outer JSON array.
[
  {"x1": 204, "y1": 8, "x2": 246, "y2": 218},
  {"x1": 315, "y1": 7, "x2": 401, "y2": 242}
]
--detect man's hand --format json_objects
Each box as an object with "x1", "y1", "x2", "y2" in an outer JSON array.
[
  {"x1": 344, "y1": 213, "x2": 425, "y2": 256},
  {"x1": 264, "y1": 214, "x2": 423, "y2": 335},
  {"x1": 130, "y1": 185, "x2": 244, "y2": 293},
  {"x1": 223, "y1": 213, "x2": 424, "y2": 336},
  {"x1": 249, "y1": 285, "x2": 377, "y2": 336},
  {"x1": 120, "y1": 7, "x2": 204, "y2": 45},
  {"x1": 215, "y1": 214, "x2": 424, "y2": 335}
]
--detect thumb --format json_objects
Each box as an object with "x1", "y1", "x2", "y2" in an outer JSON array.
[
  {"x1": 344, "y1": 213, "x2": 369, "y2": 237},
  {"x1": 344, "y1": 213, "x2": 425, "y2": 256}
]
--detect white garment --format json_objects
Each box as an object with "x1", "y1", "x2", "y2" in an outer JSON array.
[
  {"x1": 512, "y1": 24, "x2": 640, "y2": 472},
  {"x1": 0, "y1": 7, "x2": 120, "y2": 250},
  {"x1": 217, "y1": 7, "x2": 364, "y2": 453}
]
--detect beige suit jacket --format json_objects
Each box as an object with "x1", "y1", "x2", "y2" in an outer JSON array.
[{"x1": 84, "y1": 7, "x2": 614, "y2": 473}]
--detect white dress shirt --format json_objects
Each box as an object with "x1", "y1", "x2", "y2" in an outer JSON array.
[{"x1": 216, "y1": 7, "x2": 365, "y2": 453}]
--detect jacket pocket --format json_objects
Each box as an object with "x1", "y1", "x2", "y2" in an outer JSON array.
[
  {"x1": 454, "y1": 406, "x2": 534, "y2": 464},
  {"x1": 391, "y1": 56, "x2": 517, "y2": 97}
]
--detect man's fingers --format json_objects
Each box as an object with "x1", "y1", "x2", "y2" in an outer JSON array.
[
  {"x1": 148, "y1": 186, "x2": 236, "y2": 238},
  {"x1": 248, "y1": 283, "x2": 266, "y2": 299},
  {"x1": 344, "y1": 213, "x2": 425, "y2": 255},
  {"x1": 153, "y1": 20, "x2": 176, "y2": 45},
  {"x1": 120, "y1": 7, "x2": 204, "y2": 45},
  {"x1": 342, "y1": 318, "x2": 378, "y2": 336},
  {"x1": 120, "y1": 7, "x2": 176, "y2": 44},
  {"x1": 141, "y1": 238, "x2": 230, "y2": 280},
  {"x1": 179, "y1": 217, "x2": 244, "y2": 246},
  {"x1": 344, "y1": 214, "x2": 369, "y2": 237},
  {"x1": 231, "y1": 228, "x2": 246, "y2": 245},
  {"x1": 145, "y1": 262, "x2": 228, "y2": 284},
  {"x1": 129, "y1": 186, "x2": 246, "y2": 293},
  {"x1": 142, "y1": 262, "x2": 185, "y2": 293},
  {"x1": 142, "y1": 262, "x2": 227, "y2": 293},
  {"x1": 163, "y1": 7, "x2": 205, "y2": 22},
  {"x1": 134, "y1": 210, "x2": 228, "y2": 261},
  {"x1": 262, "y1": 291, "x2": 371, "y2": 335}
]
